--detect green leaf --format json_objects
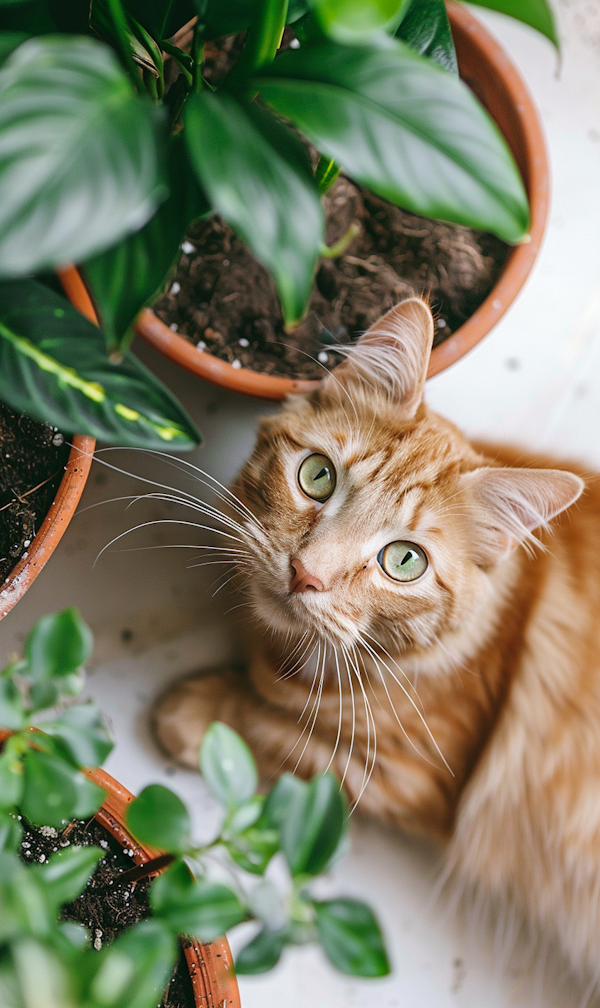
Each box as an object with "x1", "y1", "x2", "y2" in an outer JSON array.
[
  {"x1": 184, "y1": 92, "x2": 324, "y2": 327},
  {"x1": 468, "y1": 0, "x2": 558, "y2": 47},
  {"x1": 311, "y1": 0, "x2": 409, "y2": 43},
  {"x1": 0, "y1": 35, "x2": 166, "y2": 278},
  {"x1": 278, "y1": 772, "x2": 346, "y2": 877},
  {"x1": 0, "y1": 279, "x2": 200, "y2": 449},
  {"x1": 264, "y1": 772, "x2": 307, "y2": 831},
  {"x1": 12, "y1": 938, "x2": 75, "y2": 1008},
  {"x1": 314, "y1": 154, "x2": 341, "y2": 196},
  {"x1": 0, "y1": 811, "x2": 23, "y2": 851},
  {"x1": 200, "y1": 721, "x2": 258, "y2": 812},
  {"x1": 29, "y1": 680, "x2": 59, "y2": 711},
  {"x1": 37, "y1": 845, "x2": 102, "y2": 912},
  {"x1": 72, "y1": 772, "x2": 106, "y2": 820},
  {"x1": 0, "y1": 850, "x2": 53, "y2": 941},
  {"x1": 41, "y1": 704, "x2": 113, "y2": 768},
  {"x1": 0, "y1": 676, "x2": 25, "y2": 729},
  {"x1": 314, "y1": 899, "x2": 390, "y2": 976},
  {"x1": 119, "y1": 0, "x2": 196, "y2": 40},
  {"x1": 198, "y1": 0, "x2": 310, "y2": 41},
  {"x1": 226, "y1": 825, "x2": 279, "y2": 875},
  {"x1": 83, "y1": 139, "x2": 208, "y2": 351},
  {"x1": 150, "y1": 860, "x2": 245, "y2": 941},
  {"x1": 395, "y1": 0, "x2": 457, "y2": 74},
  {"x1": 0, "y1": 748, "x2": 23, "y2": 810},
  {"x1": 236, "y1": 927, "x2": 286, "y2": 974},
  {"x1": 0, "y1": 32, "x2": 29, "y2": 66},
  {"x1": 21, "y1": 748, "x2": 103, "y2": 828},
  {"x1": 24, "y1": 608, "x2": 93, "y2": 683},
  {"x1": 85, "y1": 919, "x2": 177, "y2": 1008},
  {"x1": 256, "y1": 38, "x2": 530, "y2": 242},
  {"x1": 226, "y1": 795, "x2": 265, "y2": 834},
  {"x1": 126, "y1": 784, "x2": 191, "y2": 853}
]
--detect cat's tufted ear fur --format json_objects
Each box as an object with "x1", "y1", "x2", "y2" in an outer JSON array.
[
  {"x1": 461, "y1": 466, "x2": 584, "y2": 565},
  {"x1": 322, "y1": 298, "x2": 434, "y2": 417}
]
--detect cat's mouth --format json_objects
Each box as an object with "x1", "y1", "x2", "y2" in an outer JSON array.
[{"x1": 250, "y1": 579, "x2": 359, "y2": 645}]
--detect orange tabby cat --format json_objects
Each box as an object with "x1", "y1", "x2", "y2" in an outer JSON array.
[{"x1": 154, "y1": 298, "x2": 600, "y2": 985}]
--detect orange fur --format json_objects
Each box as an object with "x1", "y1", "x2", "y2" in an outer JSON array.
[{"x1": 154, "y1": 299, "x2": 600, "y2": 988}]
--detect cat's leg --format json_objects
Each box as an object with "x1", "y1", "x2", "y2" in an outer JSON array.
[{"x1": 152, "y1": 666, "x2": 336, "y2": 779}]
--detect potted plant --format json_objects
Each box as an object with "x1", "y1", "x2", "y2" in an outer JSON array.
[
  {"x1": 136, "y1": 1, "x2": 553, "y2": 398},
  {"x1": 0, "y1": 0, "x2": 555, "y2": 406},
  {"x1": 0, "y1": 607, "x2": 391, "y2": 1005}
]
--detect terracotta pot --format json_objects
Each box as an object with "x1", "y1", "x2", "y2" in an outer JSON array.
[
  {"x1": 0, "y1": 270, "x2": 96, "y2": 621},
  {"x1": 134, "y1": 2, "x2": 549, "y2": 399},
  {"x1": 90, "y1": 766, "x2": 241, "y2": 1008},
  {"x1": 0, "y1": 726, "x2": 241, "y2": 1008}
]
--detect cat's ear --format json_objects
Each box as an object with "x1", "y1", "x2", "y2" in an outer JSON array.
[
  {"x1": 323, "y1": 298, "x2": 434, "y2": 417},
  {"x1": 460, "y1": 466, "x2": 584, "y2": 565}
]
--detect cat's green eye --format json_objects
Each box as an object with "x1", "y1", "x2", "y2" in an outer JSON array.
[
  {"x1": 298, "y1": 453, "x2": 336, "y2": 502},
  {"x1": 378, "y1": 541, "x2": 428, "y2": 582}
]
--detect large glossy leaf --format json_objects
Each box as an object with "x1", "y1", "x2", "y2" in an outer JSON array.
[
  {"x1": 314, "y1": 899, "x2": 390, "y2": 976},
  {"x1": 396, "y1": 0, "x2": 457, "y2": 74},
  {"x1": 0, "y1": 279, "x2": 200, "y2": 448},
  {"x1": 83, "y1": 140, "x2": 208, "y2": 351},
  {"x1": 150, "y1": 860, "x2": 245, "y2": 941},
  {"x1": 0, "y1": 35, "x2": 166, "y2": 277},
  {"x1": 24, "y1": 608, "x2": 93, "y2": 683},
  {"x1": 312, "y1": 0, "x2": 409, "y2": 43},
  {"x1": 256, "y1": 38, "x2": 530, "y2": 242},
  {"x1": 278, "y1": 773, "x2": 346, "y2": 877},
  {"x1": 184, "y1": 91, "x2": 324, "y2": 326},
  {"x1": 468, "y1": 0, "x2": 558, "y2": 47},
  {"x1": 200, "y1": 721, "x2": 258, "y2": 811},
  {"x1": 126, "y1": 784, "x2": 191, "y2": 853}
]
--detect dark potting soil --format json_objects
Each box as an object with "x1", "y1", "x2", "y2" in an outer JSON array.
[
  {"x1": 0, "y1": 402, "x2": 70, "y2": 585},
  {"x1": 153, "y1": 174, "x2": 510, "y2": 380},
  {"x1": 19, "y1": 818, "x2": 194, "y2": 1008}
]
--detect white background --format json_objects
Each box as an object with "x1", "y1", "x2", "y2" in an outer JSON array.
[{"x1": 2, "y1": 2, "x2": 600, "y2": 1004}]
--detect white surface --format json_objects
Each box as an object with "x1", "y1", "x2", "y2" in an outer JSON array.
[{"x1": 2, "y1": 3, "x2": 600, "y2": 1004}]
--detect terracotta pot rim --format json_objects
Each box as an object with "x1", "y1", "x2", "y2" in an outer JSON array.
[
  {"x1": 134, "y1": 2, "x2": 549, "y2": 400},
  {"x1": 0, "y1": 269, "x2": 98, "y2": 622}
]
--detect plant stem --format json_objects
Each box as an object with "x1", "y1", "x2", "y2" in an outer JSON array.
[
  {"x1": 191, "y1": 24, "x2": 204, "y2": 94},
  {"x1": 234, "y1": 0, "x2": 289, "y2": 78},
  {"x1": 109, "y1": 852, "x2": 175, "y2": 887},
  {"x1": 320, "y1": 222, "x2": 361, "y2": 259},
  {"x1": 105, "y1": 0, "x2": 139, "y2": 87}
]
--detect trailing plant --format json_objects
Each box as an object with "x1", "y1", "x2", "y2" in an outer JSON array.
[
  {"x1": 0, "y1": 0, "x2": 555, "y2": 445},
  {"x1": 0, "y1": 608, "x2": 389, "y2": 1006}
]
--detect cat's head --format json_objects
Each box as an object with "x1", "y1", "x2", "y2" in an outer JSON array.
[{"x1": 236, "y1": 299, "x2": 583, "y2": 655}]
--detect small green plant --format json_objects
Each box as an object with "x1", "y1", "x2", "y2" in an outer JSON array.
[
  {"x1": 0, "y1": 608, "x2": 389, "y2": 1005},
  {"x1": 0, "y1": 0, "x2": 555, "y2": 447}
]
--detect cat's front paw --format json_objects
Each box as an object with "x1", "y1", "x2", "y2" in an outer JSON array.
[{"x1": 151, "y1": 668, "x2": 241, "y2": 769}]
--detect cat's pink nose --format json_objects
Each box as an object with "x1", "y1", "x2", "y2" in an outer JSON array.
[{"x1": 290, "y1": 558, "x2": 324, "y2": 594}]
